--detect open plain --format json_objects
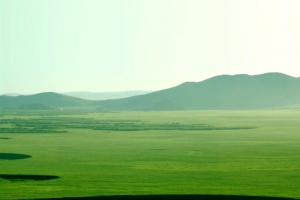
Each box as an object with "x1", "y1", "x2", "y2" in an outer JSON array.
[{"x1": 0, "y1": 110, "x2": 299, "y2": 199}]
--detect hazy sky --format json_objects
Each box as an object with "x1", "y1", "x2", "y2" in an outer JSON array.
[{"x1": 1, "y1": 0, "x2": 300, "y2": 94}]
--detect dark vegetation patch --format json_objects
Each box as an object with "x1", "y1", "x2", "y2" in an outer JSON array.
[
  {"x1": 35, "y1": 194, "x2": 298, "y2": 200},
  {"x1": 0, "y1": 128, "x2": 67, "y2": 133},
  {"x1": 0, "y1": 117, "x2": 256, "y2": 133},
  {"x1": 0, "y1": 110, "x2": 92, "y2": 116},
  {"x1": 0, "y1": 174, "x2": 59, "y2": 181},
  {"x1": 0, "y1": 137, "x2": 10, "y2": 139},
  {"x1": 0, "y1": 153, "x2": 31, "y2": 160},
  {"x1": 92, "y1": 123, "x2": 256, "y2": 131}
]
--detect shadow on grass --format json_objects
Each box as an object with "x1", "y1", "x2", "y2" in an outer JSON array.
[
  {"x1": 0, "y1": 137, "x2": 11, "y2": 139},
  {"x1": 0, "y1": 153, "x2": 31, "y2": 160},
  {"x1": 0, "y1": 174, "x2": 60, "y2": 181},
  {"x1": 38, "y1": 194, "x2": 298, "y2": 200}
]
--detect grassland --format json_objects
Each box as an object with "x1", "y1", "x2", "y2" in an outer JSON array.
[{"x1": 0, "y1": 110, "x2": 300, "y2": 199}]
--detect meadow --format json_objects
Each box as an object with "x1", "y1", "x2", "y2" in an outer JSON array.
[{"x1": 0, "y1": 110, "x2": 300, "y2": 199}]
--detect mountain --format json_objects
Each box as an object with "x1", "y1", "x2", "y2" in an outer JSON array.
[
  {"x1": 63, "y1": 91, "x2": 153, "y2": 100},
  {"x1": 2, "y1": 73, "x2": 299, "y2": 110},
  {"x1": 1, "y1": 93, "x2": 21, "y2": 96},
  {"x1": 92, "y1": 73, "x2": 300, "y2": 110},
  {"x1": 9, "y1": 103, "x2": 57, "y2": 110},
  {"x1": 0, "y1": 92, "x2": 91, "y2": 109}
]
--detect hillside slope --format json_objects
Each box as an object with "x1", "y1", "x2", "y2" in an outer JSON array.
[
  {"x1": 0, "y1": 92, "x2": 91, "y2": 109},
  {"x1": 9, "y1": 103, "x2": 57, "y2": 110},
  {"x1": 91, "y1": 73, "x2": 300, "y2": 110}
]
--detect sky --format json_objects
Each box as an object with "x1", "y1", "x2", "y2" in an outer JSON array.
[{"x1": 1, "y1": 0, "x2": 300, "y2": 94}]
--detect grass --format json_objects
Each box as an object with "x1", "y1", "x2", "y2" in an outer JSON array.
[
  {"x1": 0, "y1": 116, "x2": 255, "y2": 133},
  {"x1": 0, "y1": 110, "x2": 300, "y2": 199}
]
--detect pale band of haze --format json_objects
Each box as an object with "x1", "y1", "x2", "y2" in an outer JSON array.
[{"x1": 1, "y1": 0, "x2": 300, "y2": 94}]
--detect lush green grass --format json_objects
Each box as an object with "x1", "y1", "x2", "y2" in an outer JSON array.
[{"x1": 0, "y1": 110, "x2": 300, "y2": 199}]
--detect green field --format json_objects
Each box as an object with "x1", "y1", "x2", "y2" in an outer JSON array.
[{"x1": 0, "y1": 110, "x2": 300, "y2": 199}]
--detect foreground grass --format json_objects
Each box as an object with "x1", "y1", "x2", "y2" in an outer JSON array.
[{"x1": 0, "y1": 110, "x2": 300, "y2": 199}]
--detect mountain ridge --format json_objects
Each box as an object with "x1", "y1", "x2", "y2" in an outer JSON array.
[
  {"x1": 0, "y1": 92, "x2": 91, "y2": 109},
  {"x1": 91, "y1": 72, "x2": 300, "y2": 110},
  {"x1": 1, "y1": 73, "x2": 300, "y2": 110}
]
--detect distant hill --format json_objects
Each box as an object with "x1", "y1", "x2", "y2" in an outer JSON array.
[
  {"x1": 7, "y1": 103, "x2": 57, "y2": 110},
  {"x1": 1, "y1": 93, "x2": 21, "y2": 96},
  {"x1": 91, "y1": 73, "x2": 300, "y2": 110},
  {"x1": 2, "y1": 73, "x2": 300, "y2": 110},
  {"x1": 0, "y1": 92, "x2": 91, "y2": 109},
  {"x1": 63, "y1": 91, "x2": 153, "y2": 100}
]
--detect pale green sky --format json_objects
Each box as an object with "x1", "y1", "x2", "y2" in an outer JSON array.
[{"x1": 1, "y1": 0, "x2": 300, "y2": 94}]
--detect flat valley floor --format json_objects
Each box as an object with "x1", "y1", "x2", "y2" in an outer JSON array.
[{"x1": 0, "y1": 110, "x2": 300, "y2": 199}]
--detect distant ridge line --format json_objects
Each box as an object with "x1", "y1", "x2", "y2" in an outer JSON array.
[
  {"x1": 1, "y1": 72, "x2": 300, "y2": 110},
  {"x1": 91, "y1": 72, "x2": 300, "y2": 110}
]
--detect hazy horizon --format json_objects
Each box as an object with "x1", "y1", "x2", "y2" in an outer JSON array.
[
  {"x1": 1, "y1": 90, "x2": 154, "y2": 96},
  {"x1": 1, "y1": 1, "x2": 300, "y2": 94},
  {"x1": 2, "y1": 72, "x2": 299, "y2": 95}
]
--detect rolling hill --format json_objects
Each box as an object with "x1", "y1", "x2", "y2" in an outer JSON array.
[
  {"x1": 1, "y1": 93, "x2": 21, "y2": 96},
  {"x1": 0, "y1": 92, "x2": 91, "y2": 109},
  {"x1": 92, "y1": 73, "x2": 300, "y2": 110},
  {"x1": 9, "y1": 103, "x2": 57, "y2": 110},
  {"x1": 2, "y1": 73, "x2": 300, "y2": 110}
]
